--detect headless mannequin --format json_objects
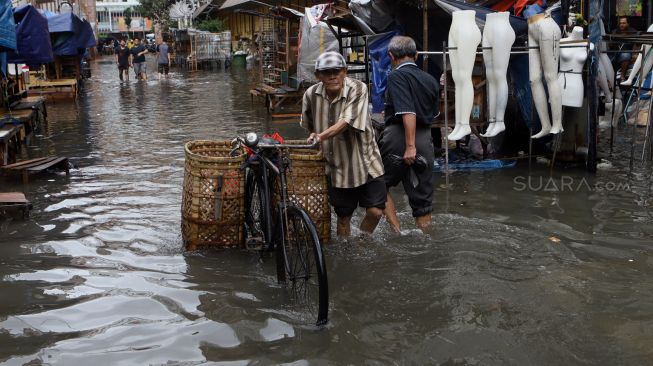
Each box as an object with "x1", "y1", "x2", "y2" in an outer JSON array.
[
  {"x1": 557, "y1": 26, "x2": 591, "y2": 108},
  {"x1": 528, "y1": 13, "x2": 563, "y2": 138},
  {"x1": 447, "y1": 10, "x2": 482, "y2": 141},
  {"x1": 598, "y1": 20, "x2": 615, "y2": 91},
  {"x1": 620, "y1": 24, "x2": 653, "y2": 87},
  {"x1": 481, "y1": 12, "x2": 515, "y2": 138}
]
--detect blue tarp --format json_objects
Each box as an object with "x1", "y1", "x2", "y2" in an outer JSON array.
[
  {"x1": 369, "y1": 31, "x2": 400, "y2": 113},
  {"x1": 48, "y1": 12, "x2": 96, "y2": 56},
  {"x1": 7, "y1": 5, "x2": 53, "y2": 65},
  {"x1": 0, "y1": 0, "x2": 16, "y2": 52}
]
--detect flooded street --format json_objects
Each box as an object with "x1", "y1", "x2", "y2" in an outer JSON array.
[{"x1": 1, "y1": 57, "x2": 652, "y2": 365}]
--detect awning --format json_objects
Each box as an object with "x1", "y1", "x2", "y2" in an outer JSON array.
[
  {"x1": 7, "y1": 5, "x2": 53, "y2": 65},
  {"x1": 0, "y1": 0, "x2": 16, "y2": 52},
  {"x1": 219, "y1": 0, "x2": 270, "y2": 11}
]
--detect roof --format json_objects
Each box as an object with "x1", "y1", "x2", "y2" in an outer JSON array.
[{"x1": 219, "y1": 0, "x2": 266, "y2": 11}]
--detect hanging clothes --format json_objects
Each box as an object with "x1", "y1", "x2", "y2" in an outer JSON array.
[{"x1": 491, "y1": 0, "x2": 545, "y2": 17}]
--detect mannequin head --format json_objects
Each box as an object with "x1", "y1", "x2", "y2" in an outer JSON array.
[{"x1": 388, "y1": 36, "x2": 417, "y2": 67}]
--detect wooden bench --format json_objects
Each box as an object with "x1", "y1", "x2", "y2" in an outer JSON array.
[
  {"x1": 1, "y1": 109, "x2": 37, "y2": 140},
  {"x1": 0, "y1": 192, "x2": 32, "y2": 218},
  {"x1": 1, "y1": 156, "x2": 70, "y2": 183}
]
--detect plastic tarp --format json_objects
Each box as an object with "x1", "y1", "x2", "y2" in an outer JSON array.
[
  {"x1": 349, "y1": 0, "x2": 394, "y2": 34},
  {"x1": 7, "y1": 5, "x2": 53, "y2": 65},
  {"x1": 0, "y1": 0, "x2": 15, "y2": 52},
  {"x1": 297, "y1": 6, "x2": 339, "y2": 83},
  {"x1": 48, "y1": 12, "x2": 96, "y2": 56},
  {"x1": 369, "y1": 31, "x2": 399, "y2": 113}
]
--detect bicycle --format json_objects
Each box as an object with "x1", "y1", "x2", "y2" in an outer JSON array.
[{"x1": 231, "y1": 133, "x2": 329, "y2": 326}]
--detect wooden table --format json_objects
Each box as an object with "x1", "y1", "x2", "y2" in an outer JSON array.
[
  {"x1": 0, "y1": 192, "x2": 32, "y2": 217},
  {"x1": 10, "y1": 96, "x2": 47, "y2": 123},
  {"x1": 0, "y1": 125, "x2": 20, "y2": 166},
  {"x1": 29, "y1": 78, "x2": 78, "y2": 99},
  {"x1": 1, "y1": 109, "x2": 36, "y2": 140}
]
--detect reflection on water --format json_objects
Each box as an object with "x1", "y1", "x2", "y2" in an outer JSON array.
[{"x1": 0, "y1": 57, "x2": 652, "y2": 365}]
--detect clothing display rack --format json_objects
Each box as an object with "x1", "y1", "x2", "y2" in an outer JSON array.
[{"x1": 418, "y1": 42, "x2": 591, "y2": 181}]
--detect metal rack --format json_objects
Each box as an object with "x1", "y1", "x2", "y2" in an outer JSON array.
[{"x1": 260, "y1": 16, "x2": 281, "y2": 86}]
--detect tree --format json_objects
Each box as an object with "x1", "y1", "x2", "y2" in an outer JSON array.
[
  {"x1": 123, "y1": 7, "x2": 133, "y2": 38},
  {"x1": 195, "y1": 18, "x2": 225, "y2": 33},
  {"x1": 136, "y1": 0, "x2": 174, "y2": 29}
]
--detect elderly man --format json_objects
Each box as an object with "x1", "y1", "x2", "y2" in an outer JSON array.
[
  {"x1": 380, "y1": 36, "x2": 439, "y2": 232},
  {"x1": 301, "y1": 51, "x2": 386, "y2": 237}
]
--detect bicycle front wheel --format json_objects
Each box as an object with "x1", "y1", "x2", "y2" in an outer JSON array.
[
  {"x1": 278, "y1": 205, "x2": 329, "y2": 326},
  {"x1": 244, "y1": 168, "x2": 268, "y2": 249}
]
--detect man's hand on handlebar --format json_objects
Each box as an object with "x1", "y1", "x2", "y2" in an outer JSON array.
[{"x1": 307, "y1": 133, "x2": 321, "y2": 146}]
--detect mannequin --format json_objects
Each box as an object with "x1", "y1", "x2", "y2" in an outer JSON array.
[
  {"x1": 528, "y1": 13, "x2": 563, "y2": 138},
  {"x1": 447, "y1": 10, "x2": 482, "y2": 141},
  {"x1": 599, "y1": 20, "x2": 615, "y2": 91},
  {"x1": 481, "y1": 12, "x2": 516, "y2": 138},
  {"x1": 620, "y1": 24, "x2": 653, "y2": 87},
  {"x1": 557, "y1": 26, "x2": 590, "y2": 108}
]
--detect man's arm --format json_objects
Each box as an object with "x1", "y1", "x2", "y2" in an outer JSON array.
[
  {"x1": 311, "y1": 119, "x2": 349, "y2": 142},
  {"x1": 402, "y1": 113, "x2": 417, "y2": 165}
]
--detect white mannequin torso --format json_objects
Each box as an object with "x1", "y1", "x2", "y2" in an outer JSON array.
[{"x1": 557, "y1": 27, "x2": 591, "y2": 108}]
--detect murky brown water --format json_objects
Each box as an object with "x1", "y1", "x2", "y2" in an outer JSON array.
[{"x1": 0, "y1": 57, "x2": 652, "y2": 365}]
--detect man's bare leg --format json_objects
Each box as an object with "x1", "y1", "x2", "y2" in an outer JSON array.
[
  {"x1": 360, "y1": 207, "x2": 383, "y2": 233},
  {"x1": 337, "y1": 216, "x2": 352, "y2": 237},
  {"x1": 415, "y1": 214, "x2": 431, "y2": 230},
  {"x1": 383, "y1": 193, "x2": 401, "y2": 233}
]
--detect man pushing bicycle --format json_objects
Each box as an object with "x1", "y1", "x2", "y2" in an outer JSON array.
[{"x1": 301, "y1": 51, "x2": 386, "y2": 237}]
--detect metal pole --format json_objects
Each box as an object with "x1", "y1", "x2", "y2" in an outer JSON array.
[
  {"x1": 423, "y1": 0, "x2": 428, "y2": 72},
  {"x1": 629, "y1": 51, "x2": 645, "y2": 171},
  {"x1": 442, "y1": 40, "x2": 449, "y2": 184}
]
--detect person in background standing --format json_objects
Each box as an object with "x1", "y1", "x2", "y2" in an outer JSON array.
[
  {"x1": 156, "y1": 39, "x2": 172, "y2": 79},
  {"x1": 130, "y1": 38, "x2": 148, "y2": 81},
  {"x1": 612, "y1": 16, "x2": 638, "y2": 80},
  {"x1": 115, "y1": 39, "x2": 131, "y2": 82}
]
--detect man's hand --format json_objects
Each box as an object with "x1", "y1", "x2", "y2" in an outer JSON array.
[
  {"x1": 404, "y1": 145, "x2": 416, "y2": 165},
  {"x1": 307, "y1": 132, "x2": 321, "y2": 144}
]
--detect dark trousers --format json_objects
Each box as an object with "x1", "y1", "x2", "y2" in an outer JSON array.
[{"x1": 379, "y1": 123, "x2": 435, "y2": 217}]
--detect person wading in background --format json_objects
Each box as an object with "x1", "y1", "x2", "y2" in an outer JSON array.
[{"x1": 115, "y1": 39, "x2": 131, "y2": 82}]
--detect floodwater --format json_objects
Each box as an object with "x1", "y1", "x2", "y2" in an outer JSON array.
[{"x1": 1, "y1": 57, "x2": 652, "y2": 366}]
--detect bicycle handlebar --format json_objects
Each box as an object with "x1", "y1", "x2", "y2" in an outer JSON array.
[{"x1": 232, "y1": 134, "x2": 319, "y2": 151}]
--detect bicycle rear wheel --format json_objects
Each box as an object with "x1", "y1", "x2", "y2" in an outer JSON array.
[{"x1": 277, "y1": 205, "x2": 329, "y2": 325}]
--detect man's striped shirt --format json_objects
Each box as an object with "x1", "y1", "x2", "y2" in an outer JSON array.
[{"x1": 301, "y1": 77, "x2": 384, "y2": 189}]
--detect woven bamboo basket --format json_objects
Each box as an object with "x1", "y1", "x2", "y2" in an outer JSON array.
[
  {"x1": 182, "y1": 140, "x2": 246, "y2": 250},
  {"x1": 276, "y1": 140, "x2": 331, "y2": 243}
]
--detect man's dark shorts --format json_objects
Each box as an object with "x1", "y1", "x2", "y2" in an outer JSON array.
[
  {"x1": 158, "y1": 64, "x2": 170, "y2": 75},
  {"x1": 379, "y1": 123, "x2": 434, "y2": 217},
  {"x1": 328, "y1": 175, "x2": 387, "y2": 218}
]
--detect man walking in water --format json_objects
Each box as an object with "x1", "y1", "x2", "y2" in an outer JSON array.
[
  {"x1": 156, "y1": 39, "x2": 172, "y2": 79},
  {"x1": 115, "y1": 39, "x2": 131, "y2": 82},
  {"x1": 130, "y1": 37, "x2": 148, "y2": 81},
  {"x1": 380, "y1": 36, "x2": 439, "y2": 232}
]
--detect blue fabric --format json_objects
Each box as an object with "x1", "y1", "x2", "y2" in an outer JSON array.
[
  {"x1": 368, "y1": 30, "x2": 399, "y2": 113},
  {"x1": 0, "y1": 0, "x2": 16, "y2": 52},
  {"x1": 7, "y1": 5, "x2": 53, "y2": 65},
  {"x1": 48, "y1": 12, "x2": 96, "y2": 56},
  {"x1": 0, "y1": 52, "x2": 7, "y2": 77}
]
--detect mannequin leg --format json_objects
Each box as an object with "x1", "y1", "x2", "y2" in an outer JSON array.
[
  {"x1": 529, "y1": 33, "x2": 552, "y2": 139},
  {"x1": 483, "y1": 27, "x2": 514, "y2": 138},
  {"x1": 540, "y1": 28, "x2": 563, "y2": 134},
  {"x1": 621, "y1": 45, "x2": 647, "y2": 86},
  {"x1": 448, "y1": 32, "x2": 463, "y2": 136},
  {"x1": 448, "y1": 27, "x2": 481, "y2": 141},
  {"x1": 600, "y1": 44, "x2": 615, "y2": 89},
  {"x1": 597, "y1": 60, "x2": 613, "y2": 100},
  {"x1": 481, "y1": 33, "x2": 498, "y2": 137}
]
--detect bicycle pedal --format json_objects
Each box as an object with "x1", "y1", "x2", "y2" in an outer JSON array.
[{"x1": 246, "y1": 237, "x2": 265, "y2": 251}]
